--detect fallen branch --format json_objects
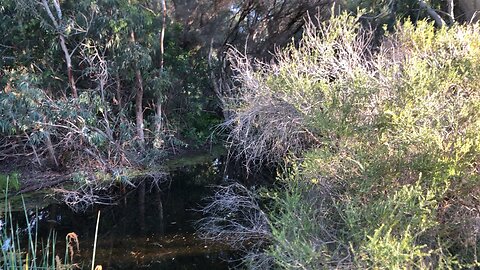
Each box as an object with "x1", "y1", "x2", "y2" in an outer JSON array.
[{"x1": 17, "y1": 174, "x2": 71, "y2": 194}]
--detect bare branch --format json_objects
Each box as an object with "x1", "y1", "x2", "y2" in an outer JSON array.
[
  {"x1": 54, "y1": 186, "x2": 116, "y2": 212},
  {"x1": 40, "y1": 0, "x2": 60, "y2": 29},
  {"x1": 52, "y1": 0, "x2": 62, "y2": 21},
  {"x1": 418, "y1": 0, "x2": 446, "y2": 27}
]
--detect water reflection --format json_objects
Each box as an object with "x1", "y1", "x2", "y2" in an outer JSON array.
[{"x1": 7, "y1": 160, "x2": 238, "y2": 269}]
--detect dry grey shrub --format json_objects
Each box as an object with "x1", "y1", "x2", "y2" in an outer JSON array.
[
  {"x1": 220, "y1": 13, "x2": 399, "y2": 169},
  {"x1": 197, "y1": 183, "x2": 273, "y2": 268},
  {"x1": 221, "y1": 49, "x2": 313, "y2": 169},
  {"x1": 197, "y1": 183, "x2": 271, "y2": 247}
]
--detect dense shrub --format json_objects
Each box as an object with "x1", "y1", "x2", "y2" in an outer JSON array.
[{"x1": 222, "y1": 12, "x2": 480, "y2": 268}]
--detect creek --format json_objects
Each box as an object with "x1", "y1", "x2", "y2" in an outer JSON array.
[{"x1": 4, "y1": 156, "x2": 244, "y2": 269}]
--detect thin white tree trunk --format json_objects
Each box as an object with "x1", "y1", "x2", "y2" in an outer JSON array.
[
  {"x1": 40, "y1": 0, "x2": 78, "y2": 98},
  {"x1": 135, "y1": 69, "x2": 145, "y2": 147},
  {"x1": 447, "y1": 0, "x2": 455, "y2": 24},
  {"x1": 155, "y1": 0, "x2": 167, "y2": 145}
]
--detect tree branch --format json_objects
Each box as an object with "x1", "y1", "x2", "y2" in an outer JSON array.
[
  {"x1": 418, "y1": 0, "x2": 445, "y2": 27},
  {"x1": 52, "y1": 0, "x2": 62, "y2": 21},
  {"x1": 40, "y1": 0, "x2": 60, "y2": 29}
]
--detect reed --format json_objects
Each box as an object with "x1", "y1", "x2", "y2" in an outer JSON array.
[
  {"x1": 90, "y1": 211, "x2": 100, "y2": 270},
  {"x1": 0, "y1": 177, "x2": 101, "y2": 269}
]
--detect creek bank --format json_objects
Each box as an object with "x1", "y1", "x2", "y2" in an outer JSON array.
[{"x1": 0, "y1": 145, "x2": 226, "y2": 196}]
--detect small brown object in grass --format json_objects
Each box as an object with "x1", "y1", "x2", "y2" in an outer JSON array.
[{"x1": 66, "y1": 232, "x2": 80, "y2": 262}]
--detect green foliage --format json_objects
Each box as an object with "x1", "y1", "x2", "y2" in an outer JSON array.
[
  {"x1": 180, "y1": 110, "x2": 223, "y2": 146},
  {"x1": 1, "y1": 0, "x2": 226, "y2": 174},
  {"x1": 227, "y1": 12, "x2": 480, "y2": 269},
  {"x1": 343, "y1": 182, "x2": 441, "y2": 268},
  {"x1": 266, "y1": 168, "x2": 338, "y2": 269}
]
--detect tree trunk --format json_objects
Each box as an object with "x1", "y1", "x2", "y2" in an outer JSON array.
[
  {"x1": 135, "y1": 69, "x2": 145, "y2": 147},
  {"x1": 116, "y1": 74, "x2": 122, "y2": 109},
  {"x1": 155, "y1": 0, "x2": 167, "y2": 146},
  {"x1": 131, "y1": 31, "x2": 145, "y2": 148},
  {"x1": 159, "y1": 0, "x2": 166, "y2": 70},
  {"x1": 60, "y1": 35, "x2": 78, "y2": 98},
  {"x1": 45, "y1": 131, "x2": 59, "y2": 168},
  {"x1": 447, "y1": 0, "x2": 455, "y2": 24}
]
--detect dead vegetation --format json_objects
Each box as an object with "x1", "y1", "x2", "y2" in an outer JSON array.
[{"x1": 197, "y1": 183, "x2": 271, "y2": 249}]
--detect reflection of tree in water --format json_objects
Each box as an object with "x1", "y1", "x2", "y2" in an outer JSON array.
[
  {"x1": 155, "y1": 185, "x2": 165, "y2": 235},
  {"x1": 138, "y1": 181, "x2": 146, "y2": 233},
  {"x1": 136, "y1": 180, "x2": 165, "y2": 235}
]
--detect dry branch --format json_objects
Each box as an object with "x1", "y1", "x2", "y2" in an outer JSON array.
[{"x1": 197, "y1": 183, "x2": 271, "y2": 250}]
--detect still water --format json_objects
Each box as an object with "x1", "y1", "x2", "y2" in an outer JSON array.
[{"x1": 7, "y1": 159, "x2": 240, "y2": 269}]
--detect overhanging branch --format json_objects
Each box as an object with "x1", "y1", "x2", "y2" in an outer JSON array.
[{"x1": 418, "y1": 0, "x2": 445, "y2": 27}]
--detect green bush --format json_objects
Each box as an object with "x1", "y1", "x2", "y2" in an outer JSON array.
[
  {"x1": 224, "y1": 12, "x2": 480, "y2": 269},
  {"x1": 266, "y1": 166, "x2": 345, "y2": 269}
]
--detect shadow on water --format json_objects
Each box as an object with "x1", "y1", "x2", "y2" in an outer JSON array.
[{"x1": 5, "y1": 157, "x2": 243, "y2": 269}]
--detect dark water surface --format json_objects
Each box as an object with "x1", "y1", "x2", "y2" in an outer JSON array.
[{"x1": 9, "y1": 159, "x2": 239, "y2": 269}]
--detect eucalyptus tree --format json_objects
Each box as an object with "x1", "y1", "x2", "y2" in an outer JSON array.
[
  {"x1": 37, "y1": 0, "x2": 81, "y2": 98},
  {"x1": 1, "y1": 0, "x2": 349, "y2": 172}
]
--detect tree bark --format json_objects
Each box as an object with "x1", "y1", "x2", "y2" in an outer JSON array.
[
  {"x1": 159, "y1": 0, "x2": 166, "y2": 70},
  {"x1": 447, "y1": 0, "x2": 455, "y2": 24},
  {"x1": 45, "y1": 131, "x2": 59, "y2": 168},
  {"x1": 131, "y1": 31, "x2": 145, "y2": 148},
  {"x1": 116, "y1": 74, "x2": 122, "y2": 109},
  {"x1": 155, "y1": 0, "x2": 167, "y2": 145},
  {"x1": 418, "y1": 0, "x2": 446, "y2": 27},
  {"x1": 135, "y1": 69, "x2": 145, "y2": 147},
  {"x1": 59, "y1": 35, "x2": 78, "y2": 98}
]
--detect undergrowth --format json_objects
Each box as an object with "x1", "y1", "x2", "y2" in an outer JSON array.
[{"x1": 214, "y1": 11, "x2": 480, "y2": 269}]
